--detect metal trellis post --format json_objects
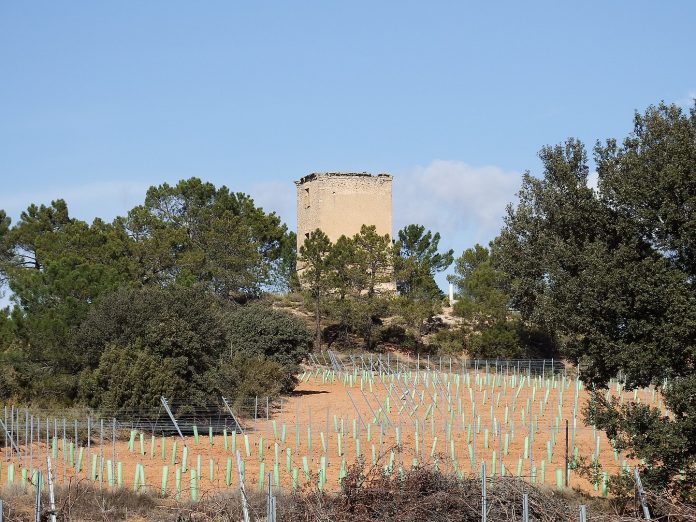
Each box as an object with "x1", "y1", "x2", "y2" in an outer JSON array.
[
  {"x1": 523, "y1": 493, "x2": 529, "y2": 522},
  {"x1": 160, "y1": 397, "x2": 187, "y2": 446},
  {"x1": 481, "y1": 461, "x2": 487, "y2": 522},
  {"x1": 634, "y1": 468, "x2": 651, "y2": 519}
]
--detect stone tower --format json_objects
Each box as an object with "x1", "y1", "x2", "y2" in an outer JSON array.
[{"x1": 295, "y1": 172, "x2": 393, "y2": 250}]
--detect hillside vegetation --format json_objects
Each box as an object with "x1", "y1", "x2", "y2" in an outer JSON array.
[{"x1": 1, "y1": 101, "x2": 695, "y2": 499}]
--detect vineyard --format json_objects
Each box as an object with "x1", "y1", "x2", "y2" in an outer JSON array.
[{"x1": 0, "y1": 356, "x2": 661, "y2": 505}]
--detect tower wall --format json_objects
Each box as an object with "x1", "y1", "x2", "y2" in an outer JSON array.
[{"x1": 295, "y1": 172, "x2": 393, "y2": 251}]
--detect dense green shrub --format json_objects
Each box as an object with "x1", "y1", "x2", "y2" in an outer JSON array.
[
  {"x1": 224, "y1": 303, "x2": 311, "y2": 372},
  {"x1": 211, "y1": 353, "x2": 288, "y2": 413},
  {"x1": 72, "y1": 284, "x2": 227, "y2": 370},
  {"x1": 77, "y1": 286, "x2": 310, "y2": 413},
  {"x1": 0, "y1": 348, "x2": 38, "y2": 403},
  {"x1": 432, "y1": 328, "x2": 465, "y2": 356},
  {"x1": 80, "y1": 342, "x2": 190, "y2": 413},
  {"x1": 321, "y1": 322, "x2": 352, "y2": 348},
  {"x1": 465, "y1": 321, "x2": 522, "y2": 358},
  {"x1": 463, "y1": 322, "x2": 558, "y2": 359},
  {"x1": 378, "y1": 324, "x2": 408, "y2": 344}
]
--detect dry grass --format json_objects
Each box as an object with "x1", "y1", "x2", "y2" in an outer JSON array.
[{"x1": 0, "y1": 466, "x2": 693, "y2": 521}]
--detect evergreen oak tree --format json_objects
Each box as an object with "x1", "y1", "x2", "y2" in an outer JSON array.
[{"x1": 494, "y1": 103, "x2": 696, "y2": 497}]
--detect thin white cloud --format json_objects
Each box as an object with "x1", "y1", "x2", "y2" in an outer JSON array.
[
  {"x1": 392, "y1": 160, "x2": 522, "y2": 288},
  {"x1": 249, "y1": 162, "x2": 521, "y2": 287},
  {"x1": 0, "y1": 180, "x2": 151, "y2": 222},
  {"x1": 393, "y1": 160, "x2": 521, "y2": 249}
]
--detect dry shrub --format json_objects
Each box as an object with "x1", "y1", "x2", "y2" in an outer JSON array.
[
  {"x1": 280, "y1": 461, "x2": 696, "y2": 522},
  {"x1": 281, "y1": 461, "x2": 575, "y2": 522},
  {"x1": 1, "y1": 466, "x2": 694, "y2": 521},
  {"x1": 0, "y1": 479, "x2": 158, "y2": 521}
]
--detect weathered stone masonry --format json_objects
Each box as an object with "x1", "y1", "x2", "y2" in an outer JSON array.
[{"x1": 294, "y1": 172, "x2": 393, "y2": 252}]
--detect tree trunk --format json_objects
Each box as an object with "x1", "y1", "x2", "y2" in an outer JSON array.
[
  {"x1": 364, "y1": 315, "x2": 373, "y2": 350},
  {"x1": 314, "y1": 297, "x2": 322, "y2": 350}
]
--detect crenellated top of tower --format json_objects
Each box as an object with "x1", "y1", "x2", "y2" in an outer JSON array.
[{"x1": 295, "y1": 172, "x2": 392, "y2": 185}]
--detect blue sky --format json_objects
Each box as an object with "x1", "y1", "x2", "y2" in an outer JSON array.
[{"x1": 1, "y1": 1, "x2": 695, "y2": 299}]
